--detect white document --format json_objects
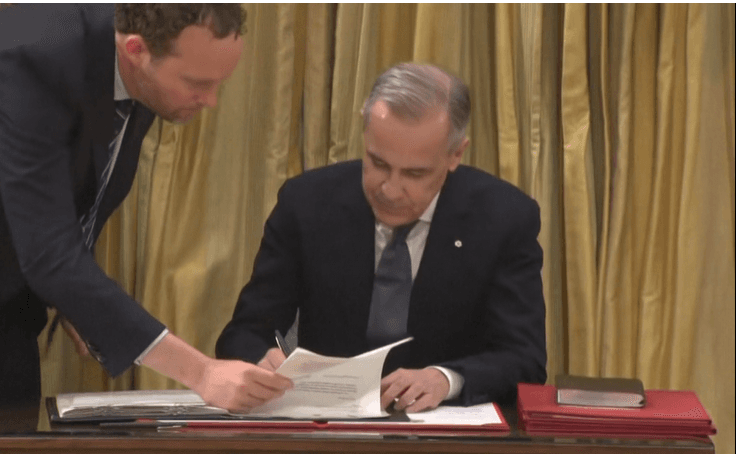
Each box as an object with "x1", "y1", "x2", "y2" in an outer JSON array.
[
  {"x1": 55, "y1": 389, "x2": 226, "y2": 419},
  {"x1": 406, "y1": 402, "x2": 502, "y2": 425},
  {"x1": 247, "y1": 337, "x2": 412, "y2": 419}
]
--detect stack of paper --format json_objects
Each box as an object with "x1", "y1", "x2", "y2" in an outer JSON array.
[
  {"x1": 518, "y1": 383, "x2": 716, "y2": 439},
  {"x1": 52, "y1": 390, "x2": 228, "y2": 421}
]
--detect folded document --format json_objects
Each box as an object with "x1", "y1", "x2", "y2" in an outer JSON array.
[{"x1": 249, "y1": 337, "x2": 411, "y2": 419}]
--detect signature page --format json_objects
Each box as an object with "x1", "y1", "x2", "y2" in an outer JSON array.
[{"x1": 247, "y1": 337, "x2": 411, "y2": 419}]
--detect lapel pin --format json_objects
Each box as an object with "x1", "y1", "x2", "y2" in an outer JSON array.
[{"x1": 454, "y1": 240, "x2": 462, "y2": 248}]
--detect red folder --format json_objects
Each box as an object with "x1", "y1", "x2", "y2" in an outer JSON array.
[{"x1": 517, "y1": 383, "x2": 716, "y2": 438}]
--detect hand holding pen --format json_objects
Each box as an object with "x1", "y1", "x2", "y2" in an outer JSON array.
[{"x1": 257, "y1": 330, "x2": 292, "y2": 372}]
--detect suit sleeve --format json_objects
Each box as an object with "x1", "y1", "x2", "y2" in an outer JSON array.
[
  {"x1": 440, "y1": 197, "x2": 547, "y2": 405},
  {"x1": 216, "y1": 179, "x2": 303, "y2": 363},
  {"x1": 0, "y1": 9, "x2": 164, "y2": 376}
]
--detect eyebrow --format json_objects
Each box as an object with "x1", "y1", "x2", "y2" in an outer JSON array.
[
  {"x1": 366, "y1": 150, "x2": 384, "y2": 162},
  {"x1": 366, "y1": 150, "x2": 431, "y2": 173}
]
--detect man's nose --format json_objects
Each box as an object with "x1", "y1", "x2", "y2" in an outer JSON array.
[{"x1": 380, "y1": 173, "x2": 403, "y2": 200}]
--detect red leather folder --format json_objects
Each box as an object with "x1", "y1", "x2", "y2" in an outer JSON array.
[{"x1": 517, "y1": 383, "x2": 716, "y2": 438}]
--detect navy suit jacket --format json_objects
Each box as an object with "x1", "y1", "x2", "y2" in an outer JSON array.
[
  {"x1": 217, "y1": 160, "x2": 547, "y2": 405},
  {"x1": 0, "y1": 4, "x2": 164, "y2": 376}
]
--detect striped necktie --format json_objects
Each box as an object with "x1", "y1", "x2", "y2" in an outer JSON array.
[{"x1": 79, "y1": 99, "x2": 134, "y2": 249}]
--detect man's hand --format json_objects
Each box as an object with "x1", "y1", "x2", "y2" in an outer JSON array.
[
  {"x1": 61, "y1": 318, "x2": 89, "y2": 357},
  {"x1": 194, "y1": 358, "x2": 293, "y2": 413},
  {"x1": 380, "y1": 367, "x2": 450, "y2": 413},
  {"x1": 140, "y1": 334, "x2": 293, "y2": 413},
  {"x1": 258, "y1": 347, "x2": 286, "y2": 372}
]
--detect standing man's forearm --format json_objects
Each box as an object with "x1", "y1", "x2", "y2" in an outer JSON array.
[
  {"x1": 140, "y1": 333, "x2": 294, "y2": 412},
  {"x1": 139, "y1": 333, "x2": 209, "y2": 390}
]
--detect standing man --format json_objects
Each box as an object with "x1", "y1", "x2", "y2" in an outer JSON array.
[
  {"x1": 217, "y1": 63, "x2": 547, "y2": 412},
  {"x1": 0, "y1": 4, "x2": 291, "y2": 413}
]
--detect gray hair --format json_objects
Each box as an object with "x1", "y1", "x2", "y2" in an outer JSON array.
[{"x1": 362, "y1": 63, "x2": 470, "y2": 152}]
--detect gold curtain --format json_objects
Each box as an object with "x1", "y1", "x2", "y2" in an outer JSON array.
[{"x1": 39, "y1": 4, "x2": 734, "y2": 452}]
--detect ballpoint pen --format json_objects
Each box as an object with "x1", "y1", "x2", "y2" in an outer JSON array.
[
  {"x1": 275, "y1": 329, "x2": 293, "y2": 357},
  {"x1": 99, "y1": 419, "x2": 185, "y2": 429}
]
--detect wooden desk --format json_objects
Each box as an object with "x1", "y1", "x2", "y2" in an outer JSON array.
[
  {"x1": 0, "y1": 403, "x2": 714, "y2": 454},
  {"x1": 0, "y1": 429, "x2": 716, "y2": 454}
]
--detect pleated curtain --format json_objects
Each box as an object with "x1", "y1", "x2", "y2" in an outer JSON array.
[{"x1": 39, "y1": 5, "x2": 734, "y2": 453}]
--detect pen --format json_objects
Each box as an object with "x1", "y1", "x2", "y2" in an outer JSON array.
[
  {"x1": 99, "y1": 419, "x2": 185, "y2": 429},
  {"x1": 275, "y1": 329, "x2": 293, "y2": 357}
]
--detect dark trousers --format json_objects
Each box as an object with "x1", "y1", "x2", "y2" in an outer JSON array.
[{"x1": 0, "y1": 290, "x2": 46, "y2": 413}]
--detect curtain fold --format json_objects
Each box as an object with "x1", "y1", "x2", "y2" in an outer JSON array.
[
  {"x1": 493, "y1": 4, "x2": 524, "y2": 187},
  {"x1": 560, "y1": 3, "x2": 599, "y2": 376},
  {"x1": 303, "y1": 4, "x2": 335, "y2": 170},
  {"x1": 466, "y1": 3, "x2": 498, "y2": 174},
  {"x1": 38, "y1": 5, "x2": 734, "y2": 453}
]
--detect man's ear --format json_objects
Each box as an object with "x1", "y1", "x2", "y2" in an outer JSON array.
[
  {"x1": 448, "y1": 137, "x2": 469, "y2": 172},
  {"x1": 118, "y1": 34, "x2": 151, "y2": 68}
]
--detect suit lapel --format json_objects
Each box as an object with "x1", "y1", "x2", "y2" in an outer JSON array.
[
  {"x1": 408, "y1": 169, "x2": 473, "y2": 335},
  {"x1": 332, "y1": 164, "x2": 377, "y2": 346},
  {"x1": 95, "y1": 105, "x2": 156, "y2": 239}
]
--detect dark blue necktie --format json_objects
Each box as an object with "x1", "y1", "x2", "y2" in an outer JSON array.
[
  {"x1": 366, "y1": 222, "x2": 416, "y2": 348},
  {"x1": 79, "y1": 99, "x2": 134, "y2": 249}
]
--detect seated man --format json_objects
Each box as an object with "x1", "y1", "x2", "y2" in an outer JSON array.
[{"x1": 217, "y1": 62, "x2": 546, "y2": 412}]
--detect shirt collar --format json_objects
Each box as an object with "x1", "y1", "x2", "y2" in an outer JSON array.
[
  {"x1": 114, "y1": 49, "x2": 131, "y2": 101},
  {"x1": 419, "y1": 191, "x2": 440, "y2": 224}
]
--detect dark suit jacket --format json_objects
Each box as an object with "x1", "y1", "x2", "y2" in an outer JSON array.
[
  {"x1": 217, "y1": 160, "x2": 547, "y2": 405},
  {"x1": 0, "y1": 4, "x2": 164, "y2": 376}
]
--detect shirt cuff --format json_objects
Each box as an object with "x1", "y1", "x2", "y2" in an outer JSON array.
[
  {"x1": 133, "y1": 328, "x2": 169, "y2": 365},
  {"x1": 429, "y1": 366, "x2": 465, "y2": 401}
]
